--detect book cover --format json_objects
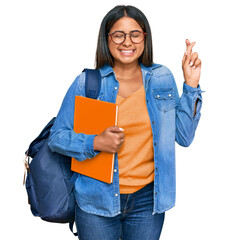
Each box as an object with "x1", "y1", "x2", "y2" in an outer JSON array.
[{"x1": 71, "y1": 96, "x2": 118, "y2": 184}]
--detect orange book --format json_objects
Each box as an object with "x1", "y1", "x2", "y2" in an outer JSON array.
[{"x1": 71, "y1": 96, "x2": 119, "y2": 184}]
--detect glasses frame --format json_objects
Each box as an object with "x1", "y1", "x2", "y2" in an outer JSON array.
[{"x1": 108, "y1": 30, "x2": 147, "y2": 45}]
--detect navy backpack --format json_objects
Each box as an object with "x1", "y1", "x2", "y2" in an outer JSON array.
[{"x1": 24, "y1": 69, "x2": 101, "y2": 235}]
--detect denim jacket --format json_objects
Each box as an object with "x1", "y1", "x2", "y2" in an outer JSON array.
[{"x1": 48, "y1": 63, "x2": 203, "y2": 216}]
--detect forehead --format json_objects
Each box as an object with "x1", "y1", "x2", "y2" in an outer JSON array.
[{"x1": 110, "y1": 16, "x2": 143, "y2": 32}]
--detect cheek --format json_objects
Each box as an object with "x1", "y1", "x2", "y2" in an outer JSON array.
[
  {"x1": 138, "y1": 44, "x2": 145, "y2": 56},
  {"x1": 108, "y1": 41, "x2": 116, "y2": 56}
]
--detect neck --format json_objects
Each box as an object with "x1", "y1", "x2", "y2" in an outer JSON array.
[{"x1": 113, "y1": 61, "x2": 141, "y2": 80}]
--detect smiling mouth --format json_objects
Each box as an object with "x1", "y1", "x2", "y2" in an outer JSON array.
[
  {"x1": 119, "y1": 50, "x2": 135, "y2": 53},
  {"x1": 119, "y1": 49, "x2": 135, "y2": 56}
]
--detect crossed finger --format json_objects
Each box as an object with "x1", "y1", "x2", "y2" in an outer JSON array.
[
  {"x1": 186, "y1": 39, "x2": 196, "y2": 55},
  {"x1": 182, "y1": 39, "x2": 196, "y2": 66}
]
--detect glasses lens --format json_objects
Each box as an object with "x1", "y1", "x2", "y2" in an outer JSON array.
[
  {"x1": 130, "y1": 31, "x2": 145, "y2": 44},
  {"x1": 110, "y1": 31, "x2": 145, "y2": 44},
  {"x1": 112, "y1": 32, "x2": 125, "y2": 44}
]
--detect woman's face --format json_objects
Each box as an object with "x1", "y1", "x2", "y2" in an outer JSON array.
[{"x1": 108, "y1": 16, "x2": 145, "y2": 67}]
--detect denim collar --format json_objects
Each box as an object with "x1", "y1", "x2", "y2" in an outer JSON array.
[{"x1": 99, "y1": 62, "x2": 162, "y2": 78}]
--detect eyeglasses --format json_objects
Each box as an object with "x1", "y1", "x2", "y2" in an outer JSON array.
[{"x1": 108, "y1": 30, "x2": 146, "y2": 44}]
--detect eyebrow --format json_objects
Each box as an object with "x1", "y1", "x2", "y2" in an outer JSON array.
[{"x1": 111, "y1": 30, "x2": 142, "y2": 34}]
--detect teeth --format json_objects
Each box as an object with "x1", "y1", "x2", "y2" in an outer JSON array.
[{"x1": 120, "y1": 50, "x2": 134, "y2": 53}]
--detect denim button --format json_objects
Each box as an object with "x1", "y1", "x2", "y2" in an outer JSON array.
[
  {"x1": 115, "y1": 193, "x2": 118, "y2": 197},
  {"x1": 114, "y1": 169, "x2": 117, "y2": 172},
  {"x1": 114, "y1": 87, "x2": 118, "y2": 90}
]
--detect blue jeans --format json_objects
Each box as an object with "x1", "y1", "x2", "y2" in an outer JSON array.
[{"x1": 74, "y1": 181, "x2": 165, "y2": 240}]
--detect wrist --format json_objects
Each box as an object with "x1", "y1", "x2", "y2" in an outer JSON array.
[
  {"x1": 185, "y1": 81, "x2": 198, "y2": 88},
  {"x1": 93, "y1": 135, "x2": 100, "y2": 151}
]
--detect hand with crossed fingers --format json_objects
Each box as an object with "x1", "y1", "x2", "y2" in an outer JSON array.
[{"x1": 182, "y1": 39, "x2": 202, "y2": 88}]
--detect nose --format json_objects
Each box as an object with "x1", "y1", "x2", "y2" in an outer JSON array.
[{"x1": 122, "y1": 34, "x2": 133, "y2": 46}]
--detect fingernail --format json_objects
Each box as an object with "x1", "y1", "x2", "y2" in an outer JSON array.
[
  {"x1": 190, "y1": 61, "x2": 193, "y2": 66},
  {"x1": 119, "y1": 127, "x2": 124, "y2": 131},
  {"x1": 193, "y1": 65, "x2": 196, "y2": 69}
]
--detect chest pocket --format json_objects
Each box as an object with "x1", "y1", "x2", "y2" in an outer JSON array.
[{"x1": 152, "y1": 88, "x2": 176, "y2": 112}]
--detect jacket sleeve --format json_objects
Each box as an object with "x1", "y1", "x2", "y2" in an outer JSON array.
[
  {"x1": 171, "y1": 72, "x2": 204, "y2": 147},
  {"x1": 48, "y1": 72, "x2": 101, "y2": 161}
]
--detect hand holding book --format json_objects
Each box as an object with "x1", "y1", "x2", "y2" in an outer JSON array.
[{"x1": 93, "y1": 126, "x2": 125, "y2": 153}]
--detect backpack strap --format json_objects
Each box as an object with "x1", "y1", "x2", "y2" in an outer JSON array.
[
  {"x1": 84, "y1": 68, "x2": 101, "y2": 99},
  {"x1": 69, "y1": 222, "x2": 78, "y2": 236},
  {"x1": 68, "y1": 68, "x2": 101, "y2": 236}
]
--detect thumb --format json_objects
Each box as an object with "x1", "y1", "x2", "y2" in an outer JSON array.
[{"x1": 110, "y1": 126, "x2": 124, "y2": 133}]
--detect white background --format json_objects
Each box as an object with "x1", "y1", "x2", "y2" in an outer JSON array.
[{"x1": 1, "y1": 0, "x2": 229, "y2": 239}]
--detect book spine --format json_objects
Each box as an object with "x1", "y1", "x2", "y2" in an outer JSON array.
[{"x1": 115, "y1": 105, "x2": 118, "y2": 126}]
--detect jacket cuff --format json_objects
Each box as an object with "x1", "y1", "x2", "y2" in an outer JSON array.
[
  {"x1": 84, "y1": 134, "x2": 101, "y2": 159},
  {"x1": 181, "y1": 83, "x2": 204, "y2": 118},
  {"x1": 183, "y1": 82, "x2": 202, "y2": 93}
]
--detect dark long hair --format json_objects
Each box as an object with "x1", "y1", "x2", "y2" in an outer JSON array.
[{"x1": 95, "y1": 5, "x2": 153, "y2": 69}]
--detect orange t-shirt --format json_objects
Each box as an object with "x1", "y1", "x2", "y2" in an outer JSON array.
[{"x1": 116, "y1": 85, "x2": 154, "y2": 194}]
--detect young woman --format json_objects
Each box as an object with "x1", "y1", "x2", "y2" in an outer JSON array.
[{"x1": 48, "y1": 5, "x2": 203, "y2": 240}]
